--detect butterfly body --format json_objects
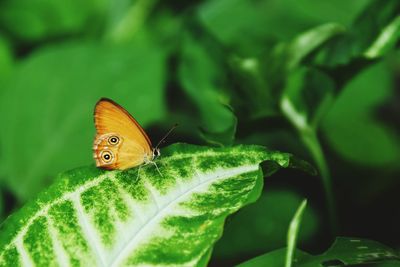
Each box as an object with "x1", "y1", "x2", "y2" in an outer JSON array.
[{"x1": 93, "y1": 98, "x2": 158, "y2": 170}]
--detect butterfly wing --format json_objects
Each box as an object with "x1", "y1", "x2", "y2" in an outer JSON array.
[{"x1": 93, "y1": 98, "x2": 153, "y2": 170}]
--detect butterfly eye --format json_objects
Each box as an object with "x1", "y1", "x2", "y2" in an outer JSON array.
[
  {"x1": 154, "y1": 148, "x2": 160, "y2": 157},
  {"x1": 100, "y1": 151, "x2": 114, "y2": 163},
  {"x1": 108, "y1": 136, "x2": 120, "y2": 145}
]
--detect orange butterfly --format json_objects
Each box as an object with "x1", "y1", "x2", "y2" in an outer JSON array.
[{"x1": 93, "y1": 98, "x2": 175, "y2": 173}]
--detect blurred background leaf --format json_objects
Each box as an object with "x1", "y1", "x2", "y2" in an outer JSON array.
[
  {"x1": 198, "y1": 0, "x2": 369, "y2": 50},
  {"x1": 311, "y1": 0, "x2": 400, "y2": 67},
  {"x1": 178, "y1": 22, "x2": 237, "y2": 146},
  {"x1": 0, "y1": 0, "x2": 107, "y2": 42},
  {"x1": 322, "y1": 61, "x2": 400, "y2": 167},
  {"x1": 0, "y1": 36, "x2": 13, "y2": 84}
]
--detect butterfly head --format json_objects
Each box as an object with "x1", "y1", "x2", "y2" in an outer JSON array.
[{"x1": 153, "y1": 148, "x2": 161, "y2": 159}]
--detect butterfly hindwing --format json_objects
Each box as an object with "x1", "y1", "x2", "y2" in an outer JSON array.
[{"x1": 93, "y1": 133, "x2": 121, "y2": 169}]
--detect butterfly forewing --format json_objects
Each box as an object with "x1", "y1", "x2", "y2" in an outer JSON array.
[{"x1": 93, "y1": 98, "x2": 153, "y2": 170}]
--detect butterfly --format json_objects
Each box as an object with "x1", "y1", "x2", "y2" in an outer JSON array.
[{"x1": 93, "y1": 98, "x2": 175, "y2": 173}]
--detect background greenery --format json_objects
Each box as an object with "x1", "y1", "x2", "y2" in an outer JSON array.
[{"x1": 0, "y1": 0, "x2": 399, "y2": 266}]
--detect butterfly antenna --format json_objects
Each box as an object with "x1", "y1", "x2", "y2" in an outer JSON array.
[{"x1": 155, "y1": 123, "x2": 178, "y2": 149}]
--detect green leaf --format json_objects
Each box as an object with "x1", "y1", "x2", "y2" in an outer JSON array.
[
  {"x1": 0, "y1": 144, "x2": 300, "y2": 266},
  {"x1": 274, "y1": 23, "x2": 345, "y2": 72},
  {"x1": 299, "y1": 237, "x2": 400, "y2": 267},
  {"x1": 237, "y1": 237, "x2": 400, "y2": 267},
  {"x1": 237, "y1": 248, "x2": 309, "y2": 267},
  {"x1": 105, "y1": 0, "x2": 158, "y2": 43},
  {"x1": 0, "y1": 36, "x2": 13, "y2": 85},
  {"x1": 276, "y1": 0, "x2": 400, "y2": 129},
  {"x1": 285, "y1": 199, "x2": 307, "y2": 267},
  {"x1": 226, "y1": 23, "x2": 342, "y2": 120},
  {"x1": 269, "y1": 25, "x2": 340, "y2": 120},
  {"x1": 322, "y1": 61, "x2": 400, "y2": 167},
  {"x1": 310, "y1": 0, "x2": 400, "y2": 87},
  {"x1": 280, "y1": 68, "x2": 335, "y2": 130},
  {"x1": 363, "y1": 16, "x2": 400, "y2": 59},
  {"x1": 0, "y1": 38, "x2": 167, "y2": 201},
  {"x1": 0, "y1": 0, "x2": 107, "y2": 42},
  {"x1": 198, "y1": 0, "x2": 364, "y2": 51},
  {"x1": 269, "y1": 23, "x2": 342, "y2": 126},
  {"x1": 178, "y1": 25, "x2": 236, "y2": 145}
]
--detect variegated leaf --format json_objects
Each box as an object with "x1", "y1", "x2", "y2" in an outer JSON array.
[{"x1": 0, "y1": 144, "x2": 307, "y2": 267}]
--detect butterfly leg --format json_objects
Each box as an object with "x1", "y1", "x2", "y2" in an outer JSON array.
[
  {"x1": 151, "y1": 161, "x2": 163, "y2": 178},
  {"x1": 137, "y1": 165, "x2": 143, "y2": 180}
]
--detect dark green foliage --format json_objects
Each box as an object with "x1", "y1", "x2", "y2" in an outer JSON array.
[{"x1": 0, "y1": 0, "x2": 399, "y2": 265}]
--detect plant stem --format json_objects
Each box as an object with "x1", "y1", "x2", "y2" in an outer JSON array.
[
  {"x1": 300, "y1": 128, "x2": 337, "y2": 233},
  {"x1": 281, "y1": 96, "x2": 337, "y2": 233}
]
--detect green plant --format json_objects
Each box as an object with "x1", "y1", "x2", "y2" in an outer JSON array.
[
  {"x1": 0, "y1": 144, "x2": 312, "y2": 266},
  {"x1": 0, "y1": 0, "x2": 399, "y2": 266}
]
